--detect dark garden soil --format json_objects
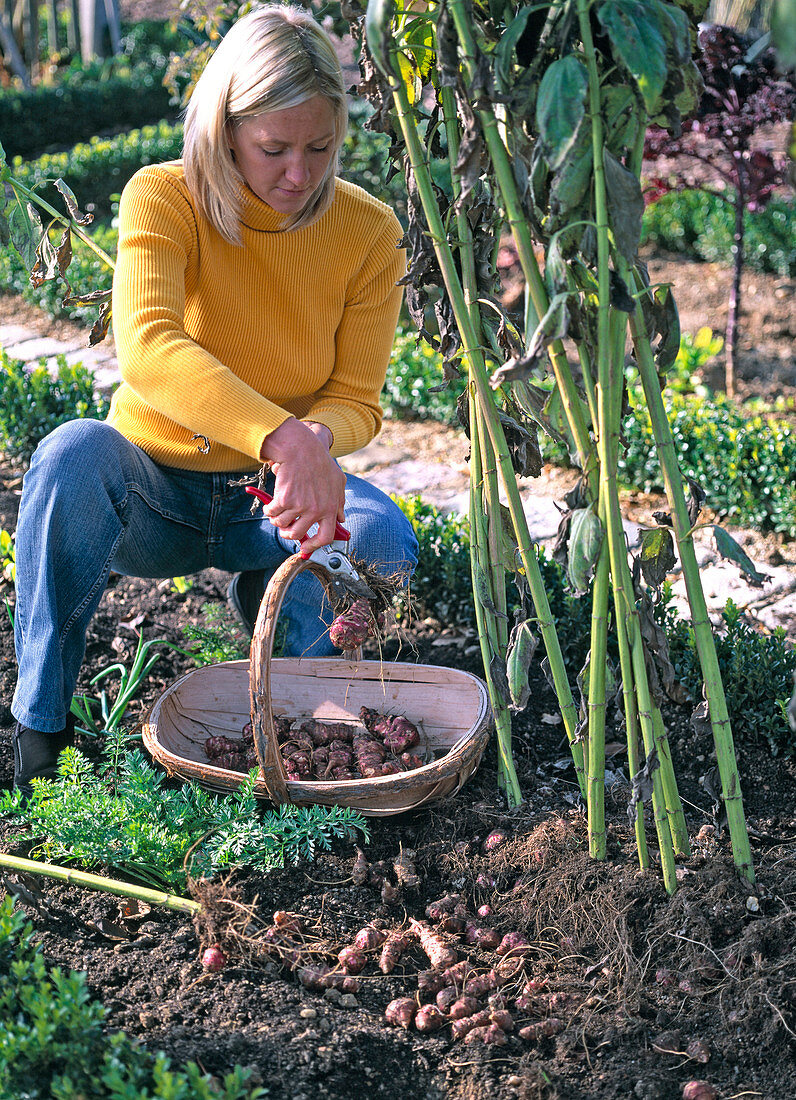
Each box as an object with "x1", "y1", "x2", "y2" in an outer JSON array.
[{"x1": 0, "y1": 244, "x2": 795, "y2": 1098}]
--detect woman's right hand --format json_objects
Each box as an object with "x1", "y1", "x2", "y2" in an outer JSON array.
[{"x1": 260, "y1": 418, "x2": 346, "y2": 552}]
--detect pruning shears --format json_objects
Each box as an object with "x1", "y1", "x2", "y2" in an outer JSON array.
[{"x1": 245, "y1": 485, "x2": 375, "y2": 601}]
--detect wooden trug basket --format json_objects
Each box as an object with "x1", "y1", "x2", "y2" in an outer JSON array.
[{"x1": 143, "y1": 554, "x2": 492, "y2": 816}]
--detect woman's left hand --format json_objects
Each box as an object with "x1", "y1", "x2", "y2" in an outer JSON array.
[{"x1": 260, "y1": 419, "x2": 345, "y2": 552}]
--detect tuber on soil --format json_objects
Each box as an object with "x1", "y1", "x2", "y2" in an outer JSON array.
[
  {"x1": 414, "y1": 1004, "x2": 447, "y2": 1032},
  {"x1": 352, "y1": 847, "x2": 369, "y2": 886},
  {"x1": 463, "y1": 1023, "x2": 507, "y2": 1045},
  {"x1": 464, "y1": 923, "x2": 501, "y2": 950},
  {"x1": 353, "y1": 925, "x2": 386, "y2": 951},
  {"x1": 410, "y1": 919, "x2": 458, "y2": 970},
  {"x1": 449, "y1": 995, "x2": 481, "y2": 1020},
  {"x1": 435, "y1": 987, "x2": 459, "y2": 1013},
  {"x1": 393, "y1": 849, "x2": 421, "y2": 888},
  {"x1": 450, "y1": 1010, "x2": 491, "y2": 1041},
  {"x1": 481, "y1": 829, "x2": 508, "y2": 852},
  {"x1": 201, "y1": 944, "x2": 227, "y2": 971},
  {"x1": 495, "y1": 931, "x2": 530, "y2": 958},
  {"x1": 337, "y1": 946, "x2": 367, "y2": 975},
  {"x1": 379, "y1": 930, "x2": 411, "y2": 974},
  {"x1": 682, "y1": 1084, "x2": 718, "y2": 1100},
  {"x1": 385, "y1": 997, "x2": 417, "y2": 1030}
]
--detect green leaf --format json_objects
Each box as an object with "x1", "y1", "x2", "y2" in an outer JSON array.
[
  {"x1": 495, "y1": 6, "x2": 536, "y2": 92},
  {"x1": 596, "y1": 0, "x2": 669, "y2": 114},
  {"x1": 712, "y1": 527, "x2": 769, "y2": 587},
  {"x1": 536, "y1": 55, "x2": 589, "y2": 171},
  {"x1": 639, "y1": 526, "x2": 677, "y2": 588},
  {"x1": 603, "y1": 149, "x2": 644, "y2": 262}
]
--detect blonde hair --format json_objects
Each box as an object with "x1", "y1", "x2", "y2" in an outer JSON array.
[{"x1": 183, "y1": 4, "x2": 347, "y2": 243}]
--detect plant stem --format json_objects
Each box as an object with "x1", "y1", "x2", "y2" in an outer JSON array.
[
  {"x1": 629, "y1": 271, "x2": 755, "y2": 885},
  {"x1": 0, "y1": 850, "x2": 201, "y2": 914}
]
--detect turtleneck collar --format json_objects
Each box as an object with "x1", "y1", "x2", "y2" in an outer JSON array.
[{"x1": 237, "y1": 181, "x2": 291, "y2": 233}]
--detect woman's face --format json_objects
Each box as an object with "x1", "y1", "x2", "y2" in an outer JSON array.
[{"x1": 229, "y1": 96, "x2": 337, "y2": 214}]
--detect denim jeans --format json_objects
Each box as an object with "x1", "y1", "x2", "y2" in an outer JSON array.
[{"x1": 11, "y1": 419, "x2": 418, "y2": 733}]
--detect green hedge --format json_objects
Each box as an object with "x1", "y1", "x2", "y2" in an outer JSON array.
[
  {"x1": 641, "y1": 190, "x2": 796, "y2": 277},
  {"x1": 620, "y1": 389, "x2": 796, "y2": 537},
  {"x1": 0, "y1": 20, "x2": 182, "y2": 160},
  {"x1": 382, "y1": 329, "x2": 463, "y2": 421},
  {"x1": 11, "y1": 121, "x2": 185, "y2": 222}
]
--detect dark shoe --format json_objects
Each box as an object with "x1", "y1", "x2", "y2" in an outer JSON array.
[
  {"x1": 227, "y1": 569, "x2": 267, "y2": 637},
  {"x1": 12, "y1": 716, "x2": 75, "y2": 797}
]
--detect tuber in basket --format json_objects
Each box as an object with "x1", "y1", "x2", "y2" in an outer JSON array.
[{"x1": 143, "y1": 554, "x2": 492, "y2": 816}]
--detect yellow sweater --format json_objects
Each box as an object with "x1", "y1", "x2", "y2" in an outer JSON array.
[{"x1": 109, "y1": 162, "x2": 405, "y2": 471}]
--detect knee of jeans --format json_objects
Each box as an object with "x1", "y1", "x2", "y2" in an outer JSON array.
[
  {"x1": 29, "y1": 420, "x2": 120, "y2": 479},
  {"x1": 354, "y1": 505, "x2": 419, "y2": 579}
]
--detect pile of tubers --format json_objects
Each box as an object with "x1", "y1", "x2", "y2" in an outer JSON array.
[
  {"x1": 382, "y1": 893, "x2": 567, "y2": 1045},
  {"x1": 202, "y1": 709, "x2": 425, "y2": 781}
]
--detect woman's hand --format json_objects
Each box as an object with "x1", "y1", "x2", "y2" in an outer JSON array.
[{"x1": 260, "y1": 419, "x2": 345, "y2": 552}]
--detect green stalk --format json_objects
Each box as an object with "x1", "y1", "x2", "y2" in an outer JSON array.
[
  {"x1": 0, "y1": 851, "x2": 201, "y2": 914},
  {"x1": 614, "y1": 600, "x2": 649, "y2": 868},
  {"x1": 469, "y1": 396, "x2": 522, "y2": 805},
  {"x1": 629, "y1": 273, "x2": 754, "y2": 884},
  {"x1": 577, "y1": 0, "x2": 678, "y2": 888},
  {"x1": 586, "y1": 544, "x2": 609, "y2": 858},
  {"x1": 387, "y1": 58, "x2": 585, "y2": 794}
]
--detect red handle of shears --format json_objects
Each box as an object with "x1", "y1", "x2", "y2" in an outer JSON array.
[{"x1": 245, "y1": 485, "x2": 351, "y2": 543}]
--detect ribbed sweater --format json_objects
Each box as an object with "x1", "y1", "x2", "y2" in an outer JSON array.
[{"x1": 109, "y1": 162, "x2": 405, "y2": 471}]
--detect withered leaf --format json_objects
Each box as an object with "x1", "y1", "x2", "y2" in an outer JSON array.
[
  {"x1": 489, "y1": 652, "x2": 512, "y2": 707},
  {"x1": 603, "y1": 149, "x2": 644, "y2": 263},
  {"x1": 628, "y1": 747, "x2": 660, "y2": 824},
  {"x1": 686, "y1": 477, "x2": 706, "y2": 526},
  {"x1": 639, "y1": 526, "x2": 677, "y2": 588},
  {"x1": 636, "y1": 587, "x2": 690, "y2": 704},
  {"x1": 609, "y1": 268, "x2": 636, "y2": 313},
  {"x1": 54, "y1": 178, "x2": 93, "y2": 225},
  {"x1": 89, "y1": 299, "x2": 112, "y2": 346},
  {"x1": 567, "y1": 505, "x2": 604, "y2": 595}
]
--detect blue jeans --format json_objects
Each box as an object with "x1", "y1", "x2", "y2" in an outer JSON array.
[{"x1": 11, "y1": 419, "x2": 418, "y2": 733}]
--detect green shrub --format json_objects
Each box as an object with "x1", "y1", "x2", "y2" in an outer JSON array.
[
  {"x1": 660, "y1": 595, "x2": 796, "y2": 757},
  {"x1": 0, "y1": 896, "x2": 263, "y2": 1099},
  {"x1": 641, "y1": 190, "x2": 796, "y2": 277},
  {"x1": 12, "y1": 121, "x2": 185, "y2": 222},
  {"x1": 382, "y1": 329, "x2": 464, "y2": 421},
  {"x1": 0, "y1": 351, "x2": 111, "y2": 465},
  {"x1": 620, "y1": 388, "x2": 796, "y2": 537}
]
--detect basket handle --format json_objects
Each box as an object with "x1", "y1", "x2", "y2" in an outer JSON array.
[{"x1": 248, "y1": 553, "x2": 339, "y2": 804}]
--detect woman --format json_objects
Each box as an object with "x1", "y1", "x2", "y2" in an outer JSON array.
[{"x1": 11, "y1": 5, "x2": 418, "y2": 793}]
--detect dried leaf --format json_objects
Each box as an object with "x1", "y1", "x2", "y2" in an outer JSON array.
[
  {"x1": 603, "y1": 149, "x2": 644, "y2": 262},
  {"x1": 627, "y1": 747, "x2": 660, "y2": 825},
  {"x1": 567, "y1": 505, "x2": 603, "y2": 595},
  {"x1": 686, "y1": 477, "x2": 706, "y2": 526},
  {"x1": 506, "y1": 619, "x2": 538, "y2": 711},
  {"x1": 8, "y1": 200, "x2": 42, "y2": 269},
  {"x1": 54, "y1": 178, "x2": 93, "y2": 226},
  {"x1": 639, "y1": 526, "x2": 677, "y2": 588}
]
